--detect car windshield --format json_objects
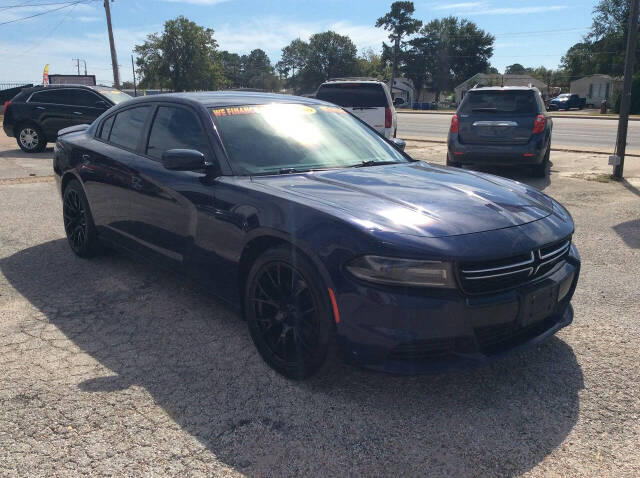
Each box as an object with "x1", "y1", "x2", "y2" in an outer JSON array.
[
  {"x1": 95, "y1": 88, "x2": 131, "y2": 104},
  {"x1": 460, "y1": 90, "x2": 537, "y2": 114},
  {"x1": 211, "y1": 103, "x2": 407, "y2": 175}
]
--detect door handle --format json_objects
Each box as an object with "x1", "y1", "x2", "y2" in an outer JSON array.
[
  {"x1": 35, "y1": 106, "x2": 45, "y2": 110},
  {"x1": 73, "y1": 111, "x2": 84, "y2": 116}
]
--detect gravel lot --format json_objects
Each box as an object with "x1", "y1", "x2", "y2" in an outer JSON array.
[{"x1": 1, "y1": 136, "x2": 639, "y2": 477}]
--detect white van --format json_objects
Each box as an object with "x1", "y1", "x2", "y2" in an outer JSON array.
[{"x1": 315, "y1": 79, "x2": 398, "y2": 139}]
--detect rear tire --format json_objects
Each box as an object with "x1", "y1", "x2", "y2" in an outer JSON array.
[
  {"x1": 446, "y1": 153, "x2": 461, "y2": 168},
  {"x1": 532, "y1": 143, "x2": 550, "y2": 178},
  {"x1": 62, "y1": 180, "x2": 102, "y2": 258},
  {"x1": 16, "y1": 123, "x2": 46, "y2": 153},
  {"x1": 244, "y1": 246, "x2": 335, "y2": 380}
]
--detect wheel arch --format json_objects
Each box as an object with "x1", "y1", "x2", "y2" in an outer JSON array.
[
  {"x1": 237, "y1": 231, "x2": 336, "y2": 312},
  {"x1": 60, "y1": 171, "x2": 84, "y2": 197}
]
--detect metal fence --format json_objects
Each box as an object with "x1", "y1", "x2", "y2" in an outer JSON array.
[{"x1": 0, "y1": 82, "x2": 34, "y2": 91}]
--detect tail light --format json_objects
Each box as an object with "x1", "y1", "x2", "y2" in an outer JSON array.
[
  {"x1": 450, "y1": 114, "x2": 459, "y2": 134},
  {"x1": 385, "y1": 107, "x2": 392, "y2": 129},
  {"x1": 384, "y1": 106, "x2": 393, "y2": 128},
  {"x1": 532, "y1": 114, "x2": 546, "y2": 134},
  {"x1": 3, "y1": 101, "x2": 10, "y2": 116}
]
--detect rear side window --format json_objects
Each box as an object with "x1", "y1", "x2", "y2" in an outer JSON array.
[
  {"x1": 99, "y1": 116, "x2": 114, "y2": 140},
  {"x1": 459, "y1": 90, "x2": 538, "y2": 114},
  {"x1": 30, "y1": 89, "x2": 71, "y2": 105},
  {"x1": 68, "y1": 89, "x2": 103, "y2": 108},
  {"x1": 316, "y1": 83, "x2": 388, "y2": 108},
  {"x1": 109, "y1": 106, "x2": 151, "y2": 151},
  {"x1": 146, "y1": 106, "x2": 210, "y2": 160}
]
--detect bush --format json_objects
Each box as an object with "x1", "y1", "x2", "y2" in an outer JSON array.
[{"x1": 614, "y1": 72, "x2": 640, "y2": 114}]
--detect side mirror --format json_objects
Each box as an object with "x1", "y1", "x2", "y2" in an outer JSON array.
[
  {"x1": 162, "y1": 149, "x2": 207, "y2": 171},
  {"x1": 393, "y1": 97, "x2": 404, "y2": 106},
  {"x1": 389, "y1": 137, "x2": 406, "y2": 151},
  {"x1": 94, "y1": 100, "x2": 109, "y2": 109}
]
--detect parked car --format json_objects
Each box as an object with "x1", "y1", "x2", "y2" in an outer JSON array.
[
  {"x1": 447, "y1": 86, "x2": 553, "y2": 177},
  {"x1": 3, "y1": 84, "x2": 131, "y2": 153},
  {"x1": 548, "y1": 93, "x2": 586, "y2": 111},
  {"x1": 315, "y1": 79, "x2": 397, "y2": 138},
  {"x1": 54, "y1": 92, "x2": 580, "y2": 379}
]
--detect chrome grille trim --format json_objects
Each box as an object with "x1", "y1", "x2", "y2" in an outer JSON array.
[
  {"x1": 462, "y1": 251, "x2": 534, "y2": 274},
  {"x1": 539, "y1": 241, "x2": 570, "y2": 260},
  {"x1": 460, "y1": 239, "x2": 572, "y2": 293},
  {"x1": 464, "y1": 267, "x2": 534, "y2": 280}
]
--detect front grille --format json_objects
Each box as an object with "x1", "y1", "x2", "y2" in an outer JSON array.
[
  {"x1": 474, "y1": 318, "x2": 557, "y2": 355},
  {"x1": 460, "y1": 239, "x2": 571, "y2": 294},
  {"x1": 388, "y1": 337, "x2": 456, "y2": 361}
]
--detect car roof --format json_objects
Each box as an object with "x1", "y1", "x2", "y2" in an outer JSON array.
[
  {"x1": 22, "y1": 84, "x2": 106, "y2": 93},
  {"x1": 471, "y1": 86, "x2": 540, "y2": 92},
  {"x1": 116, "y1": 91, "x2": 330, "y2": 108}
]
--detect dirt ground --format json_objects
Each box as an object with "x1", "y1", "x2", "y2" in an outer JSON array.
[{"x1": 1, "y1": 135, "x2": 639, "y2": 477}]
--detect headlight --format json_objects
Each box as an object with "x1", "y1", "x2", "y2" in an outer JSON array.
[{"x1": 345, "y1": 255, "x2": 456, "y2": 288}]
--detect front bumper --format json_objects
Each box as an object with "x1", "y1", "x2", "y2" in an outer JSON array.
[
  {"x1": 335, "y1": 245, "x2": 580, "y2": 374},
  {"x1": 448, "y1": 133, "x2": 547, "y2": 166}
]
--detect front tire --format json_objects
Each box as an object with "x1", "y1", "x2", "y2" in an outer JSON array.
[
  {"x1": 16, "y1": 123, "x2": 46, "y2": 153},
  {"x1": 63, "y1": 180, "x2": 101, "y2": 257},
  {"x1": 244, "y1": 247, "x2": 335, "y2": 380}
]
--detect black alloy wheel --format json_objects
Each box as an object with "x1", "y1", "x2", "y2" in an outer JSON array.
[
  {"x1": 63, "y1": 181, "x2": 100, "y2": 257},
  {"x1": 245, "y1": 247, "x2": 334, "y2": 379}
]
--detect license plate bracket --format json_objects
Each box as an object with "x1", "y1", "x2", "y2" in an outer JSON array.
[{"x1": 520, "y1": 284, "x2": 558, "y2": 327}]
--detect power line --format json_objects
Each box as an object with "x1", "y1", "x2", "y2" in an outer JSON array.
[{"x1": 0, "y1": 0, "x2": 93, "y2": 26}]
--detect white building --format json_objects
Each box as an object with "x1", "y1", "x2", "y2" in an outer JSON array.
[
  {"x1": 455, "y1": 74, "x2": 548, "y2": 103},
  {"x1": 391, "y1": 77, "x2": 414, "y2": 108},
  {"x1": 570, "y1": 74, "x2": 621, "y2": 107}
]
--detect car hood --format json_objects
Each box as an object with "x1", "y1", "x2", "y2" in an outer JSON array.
[{"x1": 252, "y1": 162, "x2": 554, "y2": 238}]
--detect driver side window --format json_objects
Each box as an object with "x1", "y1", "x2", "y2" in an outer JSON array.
[{"x1": 146, "y1": 106, "x2": 211, "y2": 161}]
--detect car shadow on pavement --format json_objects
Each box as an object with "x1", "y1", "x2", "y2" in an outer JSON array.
[
  {"x1": 0, "y1": 239, "x2": 584, "y2": 477},
  {"x1": 613, "y1": 218, "x2": 640, "y2": 248},
  {"x1": 0, "y1": 145, "x2": 53, "y2": 159}
]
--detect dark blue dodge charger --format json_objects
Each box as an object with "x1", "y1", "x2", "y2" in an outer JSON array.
[{"x1": 53, "y1": 92, "x2": 580, "y2": 379}]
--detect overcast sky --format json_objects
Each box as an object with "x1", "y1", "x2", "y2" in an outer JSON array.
[{"x1": 0, "y1": 0, "x2": 598, "y2": 86}]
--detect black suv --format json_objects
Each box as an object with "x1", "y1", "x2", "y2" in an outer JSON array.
[
  {"x1": 447, "y1": 86, "x2": 552, "y2": 177},
  {"x1": 3, "y1": 84, "x2": 130, "y2": 153}
]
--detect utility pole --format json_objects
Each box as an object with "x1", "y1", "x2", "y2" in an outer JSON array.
[
  {"x1": 103, "y1": 0, "x2": 120, "y2": 88},
  {"x1": 73, "y1": 58, "x2": 80, "y2": 75},
  {"x1": 613, "y1": 0, "x2": 639, "y2": 179},
  {"x1": 131, "y1": 54, "x2": 137, "y2": 97}
]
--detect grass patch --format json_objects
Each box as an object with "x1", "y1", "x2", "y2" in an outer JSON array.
[{"x1": 570, "y1": 172, "x2": 614, "y2": 183}]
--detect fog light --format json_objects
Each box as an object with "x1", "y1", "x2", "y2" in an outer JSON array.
[{"x1": 558, "y1": 272, "x2": 574, "y2": 301}]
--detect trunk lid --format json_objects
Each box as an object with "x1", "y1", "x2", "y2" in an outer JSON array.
[
  {"x1": 458, "y1": 112, "x2": 535, "y2": 145},
  {"x1": 457, "y1": 89, "x2": 539, "y2": 145}
]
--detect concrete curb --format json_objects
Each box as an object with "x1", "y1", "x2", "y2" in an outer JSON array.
[
  {"x1": 397, "y1": 110, "x2": 640, "y2": 121},
  {"x1": 402, "y1": 136, "x2": 640, "y2": 158}
]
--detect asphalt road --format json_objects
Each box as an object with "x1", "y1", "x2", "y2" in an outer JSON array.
[{"x1": 397, "y1": 113, "x2": 640, "y2": 153}]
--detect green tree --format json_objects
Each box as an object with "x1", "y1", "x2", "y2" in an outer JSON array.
[
  {"x1": 411, "y1": 16, "x2": 494, "y2": 100},
  {"x1": 276, "y1": 39, "x2": 308, "y2": 78},
  {"x1": 242, "y1": 48, "x2": 281, "y2": 90},
  {"x1": 134, "y1": 16, "x2": 225, "y2": 91},
  {"x1": 505, "y1": 63, "x2": 530, "y2": 75},
  {"x1": 561, "y1": 0, "x2": 639, "y2": 79},
  {"x1": 218, "y1": 51, "x2": 244, "y2": 87},
  {"x1": 356, "y1": 48, "x2": 391, "y2": 80},
  {"x1": 376, "y1": 1, "x2": 422, "y2": 84}
]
